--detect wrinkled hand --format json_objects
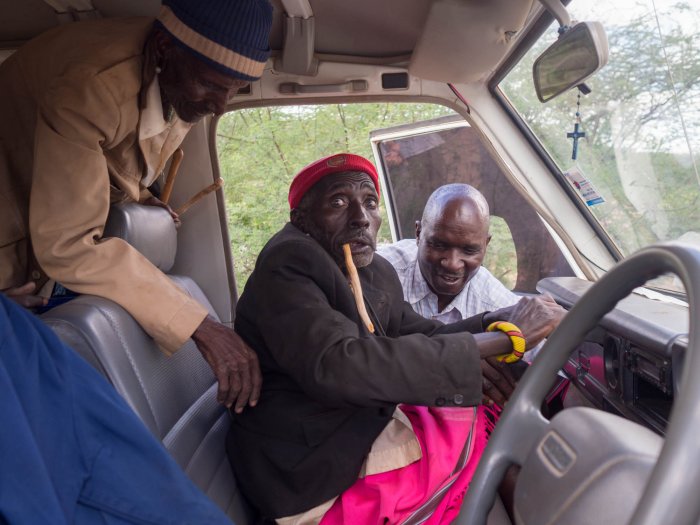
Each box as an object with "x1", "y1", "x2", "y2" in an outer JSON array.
[
  {"x1": 3, "y1": 281, "x2": 48, "y2": 309},
  {"x1": 485, "y1": 295, "x2": 565, "y2": 350},
  {"x1": 143, "y1": 196, "x2": 181, "y2": 227},
  {"x1": 506, "y1": 294, "x2": 565, "y2": 349},
  {"x1": 481, "y1": 358, "x2": 520, "y2": 406},
  {"x1": 191, "y1": 316, "x2": 262, "y2": 413}
]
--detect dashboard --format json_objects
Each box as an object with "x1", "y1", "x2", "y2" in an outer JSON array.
[{"x1": 537, "y1": 277, "x2": 689, "y2": 435}]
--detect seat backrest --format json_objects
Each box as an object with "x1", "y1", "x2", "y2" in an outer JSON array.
[{"x1": 41, "y1": 203, "x2": 255, "y2": 524}]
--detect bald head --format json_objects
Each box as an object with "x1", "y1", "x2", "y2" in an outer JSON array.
[
  {"x1": 416, "y1": 184, "x2": 492, "y2": 311},
  {"x1": 421, "y1": 184, "x2": 490, "y2": 233}
]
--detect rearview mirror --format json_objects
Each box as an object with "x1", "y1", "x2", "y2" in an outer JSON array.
[{"x1": 533, "y1": 21, "x2": 609, "y2": 103}]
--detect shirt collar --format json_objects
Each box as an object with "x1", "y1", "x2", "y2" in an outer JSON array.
[
  {"x1": 139, "y1": 75, "x2": 169, "y2": 141},
  {"x1": 444, "y1": 277, "x2": 473, "y2": 318},
  {"x1": 407, "y1": 259, "x2": 475, "y2": 319}
]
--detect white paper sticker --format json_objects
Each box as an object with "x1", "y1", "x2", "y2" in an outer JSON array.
[{"x1": 565, "y1": 167, "x2": 605, "y2": 206}]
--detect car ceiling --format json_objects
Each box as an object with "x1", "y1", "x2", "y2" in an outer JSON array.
[{"x1": 1, "y1": 0, "x2": 545, "y2": 83}]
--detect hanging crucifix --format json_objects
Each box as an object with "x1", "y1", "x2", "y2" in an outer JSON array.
[{"x1": 567, "y1": 89, "x2": 586, "y2": 160}]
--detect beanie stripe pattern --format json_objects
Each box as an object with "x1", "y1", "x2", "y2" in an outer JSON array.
[{"x1": 157, "y1": 1, "x2": 272, "y2": 81}]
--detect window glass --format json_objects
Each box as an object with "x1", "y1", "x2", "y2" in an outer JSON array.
[
  {"x1": 499, "y1": 0, "x2": 700, "y2": 293},
  {"x1": 373, "y1": 117, "x2": 574, "y2": 292}
]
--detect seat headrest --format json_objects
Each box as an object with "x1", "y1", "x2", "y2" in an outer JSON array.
[{"x1": 104, "y1": 203, "x2": 177, "y2": 272}]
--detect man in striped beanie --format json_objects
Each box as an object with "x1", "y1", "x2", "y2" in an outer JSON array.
[
  {"x1": 0, "y1": 1, "x2": 273, "y2": 413},
  {"x1": 152, "y1": 0, "x2": 272, "y2": 122}
]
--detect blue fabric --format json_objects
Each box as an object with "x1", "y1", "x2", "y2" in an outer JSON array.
[
  {"x1": 157, "y1": 0, "x2": 272, "y2": 80},
  {"x1": 0, "y1": 294, "x2": 232, "y2": 525},
  {"x1": 33, "y1": 283, "x2": 79, "y2": 315},
  {"x1": 162, "y1": 0, "x2": 272, "y2": 61}
]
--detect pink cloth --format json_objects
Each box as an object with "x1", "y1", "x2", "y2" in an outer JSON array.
[{"x1": 319, "y1": 404, "x2": 499, "y2": 525}]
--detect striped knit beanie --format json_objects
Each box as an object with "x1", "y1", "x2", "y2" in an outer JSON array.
[{"x1": 156, "y1": 0, "x2": 273, "y2": 81}]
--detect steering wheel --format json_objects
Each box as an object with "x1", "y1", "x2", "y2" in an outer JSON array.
[{"x1": 456, "y1": 242, "x2": 700, "y2": 525}]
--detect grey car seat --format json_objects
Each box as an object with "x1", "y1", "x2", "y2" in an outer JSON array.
[{"x1": 41, "y1": 203, "x2": 255, "y2": 524}]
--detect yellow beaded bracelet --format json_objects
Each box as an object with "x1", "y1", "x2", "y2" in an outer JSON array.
[{"x1": 486, "y1": 321, "x2": 526, "y2": 364}]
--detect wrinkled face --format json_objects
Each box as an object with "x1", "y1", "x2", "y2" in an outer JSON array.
[
  {"x1": 158, "y1": 43, "x2": 248, "y2": 123},
  {"x1": 416, "y1": 198, "x2": 490, "y2": 303},
  {"x1": 295, "y1": 171, "x2": 381, "y2": 268}
]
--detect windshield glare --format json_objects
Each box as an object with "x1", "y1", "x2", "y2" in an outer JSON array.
[{"x1": 499, "y1": 0, "x2": 700, "y2": 294}]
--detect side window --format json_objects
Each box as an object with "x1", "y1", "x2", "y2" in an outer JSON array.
[
  {"x1": 216, "y1": 103, "x2": 455, "y2": 291},
  {"x1": 372, "y1": 116, "x2": 574, "y2": 292}
]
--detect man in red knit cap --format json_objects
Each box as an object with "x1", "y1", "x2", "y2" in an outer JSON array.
[{"x1": 229, "y1": 152, "x2": 565, "y2": 524}]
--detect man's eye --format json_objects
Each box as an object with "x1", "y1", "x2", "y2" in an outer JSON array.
[
  {"x1": 365, "y1": 198, "x2": 378, "y2": 209},
  {"x1": 428, "y1": 242, "x2": 445, "y2": 250},
  {"x1": 201, "y1": 80, "x2": 223, "y2": 91},
  {"x1": 330, "y1": 197, "x2": 346, "y2": 207}
]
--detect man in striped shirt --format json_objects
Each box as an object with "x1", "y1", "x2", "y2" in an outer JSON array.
[{"x1": 378, "y1": 184, "x2": 518, "y2": 325}]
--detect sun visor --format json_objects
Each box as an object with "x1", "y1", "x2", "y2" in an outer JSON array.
[{"x1": 409, "y1": 0, "x2": 535, "y2": 84}]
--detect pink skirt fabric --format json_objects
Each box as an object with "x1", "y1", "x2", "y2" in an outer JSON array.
[{"x1": 319, "y1": 404, "x2": 499, "y2": 525}]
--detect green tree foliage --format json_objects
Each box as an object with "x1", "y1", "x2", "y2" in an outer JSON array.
[{"x1": 482, "y1": 217, "x2": 518, "y2": 290}]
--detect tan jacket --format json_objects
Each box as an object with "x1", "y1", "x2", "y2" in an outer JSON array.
[{"x1": 0, "y1": 17, "x2": 207, "y2": 354}]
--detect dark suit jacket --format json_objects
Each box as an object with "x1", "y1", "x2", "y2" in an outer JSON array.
[{"x1": 228, "y1": 223, "x2": 486, "y2": 518}]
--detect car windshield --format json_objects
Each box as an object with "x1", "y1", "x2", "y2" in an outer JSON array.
[{"x1": 499, "y1": 0, "x2": 700, "y2": 294}]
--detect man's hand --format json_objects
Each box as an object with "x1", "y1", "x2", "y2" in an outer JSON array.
[
  {"x1": 481, "y1": 358, "x2": 520, "y2": 406},
  {"x1": 510, "y1": 294, "x2": 565, "y2": 349},
  {"x1": 191, "y1": 316, "x2": 262, "y2": 413},
  {"x1": 486, "y1": 295, "x2": 565, "y2": 350},
  {"x1": 3, "y1": 281, "x2": 48, "y2": 309},
  {"x1": 143, "y1": 196, "x2": 181, "y2": 227}
]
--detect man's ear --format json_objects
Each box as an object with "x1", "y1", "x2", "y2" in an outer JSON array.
[
  {"x1": 151, "y1": 27, "x2": 175, "y2": 64},
  {"x1": 415, "y1": 220, "x2": 421, "y2": 243},
  {"x1": 290, "y1": 208, "x2": 306, "y2": 232},
  {"x1": 485, "y1": 233, "x2": 492, "y2": 248}
]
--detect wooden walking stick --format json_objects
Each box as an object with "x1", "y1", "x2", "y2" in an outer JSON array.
[
  {"x1": 175, "y1": 178, "x2": 224, "y2": 216},
  {"x1": 161, "y1": 148, "x2": 184, "y2": 205},
  {"x1": 342, "y1": 243, "x2": 374, "y2": 333}
]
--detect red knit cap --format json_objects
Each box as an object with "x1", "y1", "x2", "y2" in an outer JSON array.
[{"x1": 288, "y1": 153, "x2": 380, "y2": 209}]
